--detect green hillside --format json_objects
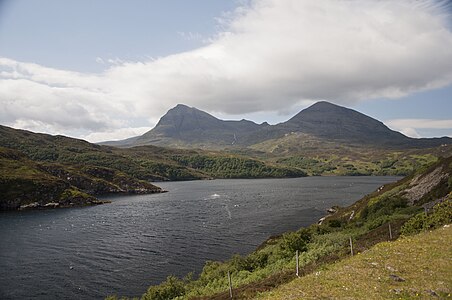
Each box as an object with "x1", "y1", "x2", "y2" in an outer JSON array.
[
  {"x1": 259, "y1": 225, "x2": 452, "y2": 299},
  {"x1": 0, "y1": 146, "x2": 162, "y2": 210},
  {"x1": 248, "y1": 132, "x2": 451, "y2": 176},
  {"x1": 0, "y1": 125, "x2": 306, "y2": 210},
  {"x1": 0, "y1": 125, "x2": 305, "y2": 181}
]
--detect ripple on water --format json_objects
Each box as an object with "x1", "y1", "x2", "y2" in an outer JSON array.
[{"x1": 0, "y1": 176, "x2": 400, "y2": 300}]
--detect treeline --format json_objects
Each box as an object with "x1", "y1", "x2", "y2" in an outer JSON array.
[{"x1": 171, "y1": 155, "x2": 305, "y2": 178}]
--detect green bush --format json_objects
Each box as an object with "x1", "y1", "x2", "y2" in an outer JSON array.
[
  {"x1": 279, "y1": 228, "x2": 312, "y2": 257},
  {"x1": 142, "y1": 276, "x2": 185, "y2": 300},
  {"x1": 361, "y1": 195, "x2": 407, "y2": 220},
  {"x1": 401, "y1": 200, "x2": 452, "y2": 236},
  {"x1": 327, "y1": 219, "x2": 342, "y2": 228},
  {"x1": 229, "y1": 252, "x2": 269, "y2": 272}
]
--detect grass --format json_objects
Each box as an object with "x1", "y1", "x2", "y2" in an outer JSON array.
[{"x1": 257, "y1": 225, "x2": 452, "y2": 299}]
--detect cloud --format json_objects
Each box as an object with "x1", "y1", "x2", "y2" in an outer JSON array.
[
  {"x1": 81, "y1": 126, "x2": 153, "y2": 143},
  {"x1": 386, "y1": 118, "x2": 452, "y2": 138},
  {"x1": 1, "y1": 0, "x2": 452, "y2": 141}
]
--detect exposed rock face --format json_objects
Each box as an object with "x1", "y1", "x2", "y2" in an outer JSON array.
[
  {"x1": 396, "y1": 155, "x2": 451, "y2": 207},
  {"x1": 403, "y1": 166, "x2": 449, "y2": 205}
]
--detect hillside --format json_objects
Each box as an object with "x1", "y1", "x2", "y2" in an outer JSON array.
[
  {"x1": 0, "y1": 125, "x2": 306, "y2": 210},
  {"x1": 0, "y1": 147, "x2": 162, "y2": 210},
  {"x1": 259, "y1": 225, "x2": 452, "y2": 299},
  {"x1": 0, "y1": 125, "x2": 304, "y2": 181},
  {"x1": 116, "y1": 156, "x2": 451, "y2": 300}
]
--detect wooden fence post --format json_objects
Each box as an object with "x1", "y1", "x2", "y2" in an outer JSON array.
[
  {"x1": 296, "y1": 250, "x2": 299, "y2": 277},
  {"x1": 228, "y1": 271, "x2": 233, "y2": 299},
  {"x1": 389, "y1": 223, "x2": 393, "y2": 240},
  {"x1": 349, "y1": 237, "x2": 354, "y2": 256}
]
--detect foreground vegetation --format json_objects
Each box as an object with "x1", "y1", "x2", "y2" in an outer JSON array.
[
  {"x1": 259, "y1": 224, "x2": 452, "y2": 299},
  {"x1": 106, "y1": 156, "x2": 452, "y2": 299}
]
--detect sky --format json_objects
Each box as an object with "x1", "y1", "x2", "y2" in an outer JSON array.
[{"x1": 0, "y1": 0, "x2": 451, "y2": 142}]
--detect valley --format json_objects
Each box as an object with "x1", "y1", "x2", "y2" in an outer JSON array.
[{"x1": 1, "y1": 101, "x2": 451, "y2": 211}]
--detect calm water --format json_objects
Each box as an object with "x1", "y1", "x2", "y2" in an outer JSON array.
[{"x1": 0, "y1": 176, "x2": 399, "y2": 299}]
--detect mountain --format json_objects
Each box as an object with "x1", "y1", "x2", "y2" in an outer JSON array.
[
  {"x1": 130, "y1": 104, "x2": 268, "y2": 148},
  {"x1": 105, "y1": 101, "x2": 452, "y2": 150},
  {"x1": 277, "y1": 101, "x2": 408, "y2": 143}
]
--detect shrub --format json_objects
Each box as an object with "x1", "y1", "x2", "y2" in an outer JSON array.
[
  {"x1": 401, "y1": 200, "x2": 452, "y2": 236},
  {"x1": 361, "y1": 195, "x2": 407, "y2": 220},
  {"x1": 142, "y1": 276, "x2": 185, "y2": 300},
  {"x1": 279, "y1": 228, "x2": 312, "y2": 257},
  {"x1": 327, "y1": 219, "x2": 342, "y2": 228}
]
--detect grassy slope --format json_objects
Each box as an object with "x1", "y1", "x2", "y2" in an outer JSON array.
[
  {"x1": 247, "y1": 132, "x2": 452, "y2": 176},
  {"x1": 258, "y1": 225, "x2": 452, "y2": 299}
]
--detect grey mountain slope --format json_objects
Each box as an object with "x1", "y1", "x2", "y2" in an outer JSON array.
[
  {"x1": 277, "y1": 101, "x2": 409, "y2": 143},
  {"x1": 102, "y1": 101, "x2": 452, "y2": 149},
  {"x1": 133, "y1": 104, "x2": 268, "y2": 147}
]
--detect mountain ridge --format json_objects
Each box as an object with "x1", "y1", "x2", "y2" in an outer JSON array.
[{"x1": 103, "y1": 101, "x2": 452, "y2": 149}]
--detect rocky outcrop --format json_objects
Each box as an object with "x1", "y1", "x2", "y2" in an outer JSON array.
[
  {"x1": 39, "y1": 164, "x2": 163, "y2": 195},
  {"x1": 0, "y1": 147, "x2": 163, "y2": 211},
  {"x1": 396, "y1": 156, "x2": 451, "y2": 207},
  {"x1": 402, "y1": 166, "x2": 449, "y2": 205},
  {"x1": 0, "y1": 175, "x2": 108, "y2": 211}
]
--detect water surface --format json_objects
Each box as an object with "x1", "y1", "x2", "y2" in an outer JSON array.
[{"x1": 0, "y1": 176, "x2": 399, "y2": 299}]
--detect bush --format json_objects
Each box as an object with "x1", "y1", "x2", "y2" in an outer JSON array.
[
  {"x1": 279, "y1": 228, "x2": 312, "y2": 257},
  {"x1": 361, "y1": 195, "x2": 407, "y2": 220},
  {"x1": 401, "y1": 200, "x2": 452, "y2": 236},
  {"x1": 327, "y1": 219, "x2": 342, "y2": 228},
  {"x1": 142, "y1": 276, "x2": 185, "y2": 300},
  {"x1": 230, "y1": 252, "x2": 269, "y2": 272}
]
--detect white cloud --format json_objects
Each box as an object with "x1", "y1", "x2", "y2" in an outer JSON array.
[
  {"x1": 1, "y1": 0, "x2": 452, "y2": 141},
  {"x1": 81, "y1": 126, "x2": 153, "y2": 143},
  {"x1": 386, "y1": 118, "x2": 452, "y2": 138}
]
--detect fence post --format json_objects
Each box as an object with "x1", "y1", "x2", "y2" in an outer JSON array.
[
  {"x1": 228, "y1": 271, "x2": 233, "y2": 299},
  {"x1": 388, "y1": 223, "x2": 393, "y2": 240},
  {"x1": 296, "y1": 250, "x2": 299, "y2": 277},
  {"x1": 349, "y1": 237, "x2": 354, "y2": 256}
]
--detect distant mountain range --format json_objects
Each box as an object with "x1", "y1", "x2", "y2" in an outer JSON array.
[{"x1": 103, "y1": 101, "x2": 452, "y2": 149}]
